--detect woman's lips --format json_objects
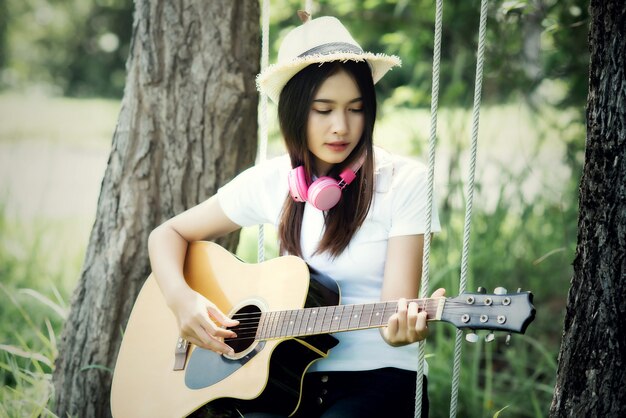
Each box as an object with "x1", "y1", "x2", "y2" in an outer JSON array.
[{"x1": 325, "y1": 142, "x2": 349, "y2": 152}]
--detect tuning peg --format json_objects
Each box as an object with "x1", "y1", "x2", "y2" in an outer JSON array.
[
  {"x1": 494, "y1": 287, "x2": 507, "y2": 295},
  {"x1": 485, "y1": 332, "x2": 495, "y2": 343},
  {"x1": 465, "y1": 331, "x2": 479, "y2": 343},
  {"x1": 477, "y1": 287, "x2": 486, "y2": 294},
  {"x1": 505, "y1": 334, "x2": 512, "y2": 345}
]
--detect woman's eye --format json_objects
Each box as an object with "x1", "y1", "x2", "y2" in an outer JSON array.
[
  {"x1": 314, "y1": 109, "x2": 332, "y2": 114},
  {"x1": 350, "y1": 108, "x2": 364, "y2": 113}
]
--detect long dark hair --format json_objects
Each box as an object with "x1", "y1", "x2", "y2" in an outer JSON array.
[{"x1": 277, "y1": 60, "x2": 376, "y2": 258}]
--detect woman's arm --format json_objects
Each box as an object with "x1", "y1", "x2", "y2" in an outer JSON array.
[
  {"x1": 380, "y1": 234, "x2": 445, "y2": 346},
  {"x1": 148, "y1": 195, "x2": 241, "y2": 355}
]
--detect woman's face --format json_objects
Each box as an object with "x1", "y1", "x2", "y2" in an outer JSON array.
[{"x1": 307, "y1": 68, "x2": 364, "y2": 176}]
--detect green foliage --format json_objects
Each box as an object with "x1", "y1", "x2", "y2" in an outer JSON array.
[
  {"x1": 1, "y1": 0, "x2": 133, "y2": 96},
  {"x1": 421, "y1": 104, "x2": 579, "y2": 417},
  {"x1": 0, "y1": 0, "x2": 588, "y2": 105},
  {"x1": 266, "y1": 0, "x2": 589, "y2": 108},
  {"x1": 0, "y1": 0, "x2": 7, "y2": 69}
]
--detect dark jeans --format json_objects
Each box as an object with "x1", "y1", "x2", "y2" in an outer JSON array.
[{"x1": 244, "y1": 367, "x2": 429, "y2": 418}]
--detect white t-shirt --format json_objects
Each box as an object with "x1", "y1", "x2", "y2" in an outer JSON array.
[{"x1": 217, "y1": 147, "x2": 440, "y2": 372}]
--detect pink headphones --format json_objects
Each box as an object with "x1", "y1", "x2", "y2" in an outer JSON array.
[{"x1": 288, "y1": 154, "x2": 365, "y2": 211}]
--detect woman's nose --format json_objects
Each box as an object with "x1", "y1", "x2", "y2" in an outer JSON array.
[{"x1": 331, "y1": 112, "x2": 348, "y2": 135}]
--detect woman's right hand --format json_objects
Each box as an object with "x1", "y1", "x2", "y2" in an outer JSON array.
[
  {"x1": 168, "y1": 287, "x2": 239, "y2": 356},
  {"x1": 147, "y1": 196, "x2": 243, "y2": 355}
]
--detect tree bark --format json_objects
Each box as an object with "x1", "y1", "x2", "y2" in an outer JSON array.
[
  {"x1": 52, "y1": 1, "x2": 260, "y2": 417},
  {"x1": 549, "y1": 1, "x2": 626, "y2": 417}
]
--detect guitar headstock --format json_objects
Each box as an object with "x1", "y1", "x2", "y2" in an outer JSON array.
[{"x1": 440, "y1": 288, "x2": 536, "y2": 336}]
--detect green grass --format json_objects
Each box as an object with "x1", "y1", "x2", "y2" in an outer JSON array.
[
  {"x1": 0, "y1": 208, "x2": 70, "y2": 418},
  {"x1": 0, "y1": 92, "x2": 582, "y2": 417}
]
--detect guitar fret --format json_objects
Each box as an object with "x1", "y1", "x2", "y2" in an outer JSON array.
[
  {"x1": 286, "y1": 310, "x2": 296, "y2": 337},
  {"x1": 340, "y1": 305, "x2": 353, "y2": 331},
  {"x1": 299, "y1": 309, "x2": 308, "y2": 336},
  {"x1": 311, "y1": 307, "x2": 322, "y2": 334},
  {"x1": 324, "y1": 305, "x2": 338, "y2": 333},
  {"x1": 284, "y1": 310, "x2": 292, "y2": 337},
  {"x1": 317, "y1": 306, "x2": 326, "y2": 333},
  {"x1": 295, "y1": 308, "x2": 305, "y2": 337},
  {"x1": 330, "y1": 305, "x2": 343, "y2": 332},
  {"x1": 359, "y1": 303, "x2": 373, "y2": 328},
  {"x1": 264, "y1": 311, "x2": 272, "y2": 339},
  {"x1": 372, "y1": 302, "x2": 385, "y2": 326},
  {"x1": 258, "y1": 313, "x2": 267, "y2": 339},
  {"x1": 315, "y1": 307, "x2": 325, "y2": 334},
  {"x1": 309, "y1": 307, "x2": 319, "y2": 335},
  {"x1": 367, "y1": 304, "x2": 376, "y2": 328},
  {"x1": 385, "y1": 301, "x2": 396, "y2": 323},
  {"x1": 348, "y1": 305, "x2": 363, "y2": 330},
  {"x1": 276, "y1": 311, "x2": 285, "y2": 337},
  {"x1": 301, "y1": 308, "x2": 312, "y2": 336},
  {"x1": 260, "y1": 312, "x2": 268, "y2": 339},
  {"x1": 270, "y1": 311, "x2": 280, "y2": 339}
]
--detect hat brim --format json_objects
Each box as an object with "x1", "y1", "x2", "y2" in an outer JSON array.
[{"x1": 257, "y1": 52, "x2": 401, "y2": 103}]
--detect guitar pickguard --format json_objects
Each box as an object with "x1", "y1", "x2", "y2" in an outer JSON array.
[{"x1": 185, "y1": 342, "x2": 265, "y2": 389}]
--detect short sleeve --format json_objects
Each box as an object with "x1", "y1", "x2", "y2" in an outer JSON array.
[
  {"x1": 389, "y1": 160, "x2": 441, "y2": 237},
  {"x1": 217, "y1": 155, "x2": 290, "y2": 228}
]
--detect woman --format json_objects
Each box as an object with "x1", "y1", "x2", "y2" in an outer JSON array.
[{"x1": 148, "y1": 15, "x2": 442, "y2": 418}]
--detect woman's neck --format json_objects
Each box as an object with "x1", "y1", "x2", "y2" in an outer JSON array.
[{"x1": 314, "y1": 160, "x2": 333, "y2": 177}]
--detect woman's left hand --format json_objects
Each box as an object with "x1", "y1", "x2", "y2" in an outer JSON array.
[{"x1": 382, "y1": 288, "x2": 446, "y2": 346}]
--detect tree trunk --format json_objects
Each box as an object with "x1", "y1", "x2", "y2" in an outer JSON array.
[
  {"x1": 52, "y1": 1, "x2": 260, "y2": 417},
  {"x1": 549, "y1": 1, "x2": 626, "y2": 417}
]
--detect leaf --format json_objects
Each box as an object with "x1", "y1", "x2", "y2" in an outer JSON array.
[
  {"x1": 18, "y1": 288, "x2": 69, "y2": 319},
  {"x1": 0, "y1": 344, "x2": 52, "y2": 368},
  {"x1": 493, "y1": 405, "x2": 510, "y2": 417}
]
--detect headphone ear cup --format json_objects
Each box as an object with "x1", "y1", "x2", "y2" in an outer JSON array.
[
  {"x1": 308, "y1": 177, "x2": 342, "y2": 210},
  {"x1": 288, "y1": 166, "x2": 309, "y2": 202}
]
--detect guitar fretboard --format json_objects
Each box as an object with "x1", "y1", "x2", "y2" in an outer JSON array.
[{"x1": 255, "y1": 298, "x2": 444, "y2": 340}]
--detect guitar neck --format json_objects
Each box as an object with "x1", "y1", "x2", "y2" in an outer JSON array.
[{"x1": 255, "y1": 297, "x2": 445, "y2": 340}]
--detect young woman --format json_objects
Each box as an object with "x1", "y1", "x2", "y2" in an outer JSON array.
[{"x1": 148, "y1": 16, "x2": 442, "y2": 418}]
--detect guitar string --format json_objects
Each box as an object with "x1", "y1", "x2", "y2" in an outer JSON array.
[
  {"x1": 225, "y1": 302, "x2": 509, "y2": 332},
  {"x1": 227, "y1": 303, "x2": 436, "y2": 340},
  {"x1": 224, "y1": 311, "x2": 508, "y2": 341},
  {"x1": 227, "y1": 304, "x2": 441, "y2": 331},
  {"x1": 228, "y1": 299, "x2": 443, "y2": 320},
  {"x1": 218, "y1": 302, "x2": 513, "y2": 342},
  {"x1": 226, "y1": 299, "x2": 503, "y2": 322}
]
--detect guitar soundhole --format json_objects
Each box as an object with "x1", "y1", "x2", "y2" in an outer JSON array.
[{"x1": 225, "y1": 304, "x2": 261, "y2": 354}]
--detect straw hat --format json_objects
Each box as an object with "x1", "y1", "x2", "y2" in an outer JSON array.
[{"x1": 257, "y1": 15, "x2": 401, "y2": 103}]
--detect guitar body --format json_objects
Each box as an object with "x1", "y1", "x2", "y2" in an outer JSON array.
[
  {"x1": 111, "y1": 242, "x2": 339, "y2": 418},
  {"x1": 112, "y1": 242, "x2": 536, "y2": 417}
]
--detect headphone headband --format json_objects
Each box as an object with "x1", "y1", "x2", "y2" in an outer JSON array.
[{"x1": 338, "y1": 153, "x2": 366, "y2": 188}]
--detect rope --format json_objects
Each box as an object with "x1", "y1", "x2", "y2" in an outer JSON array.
[
  {"x1": 414, "y1": 0, "x2": 443, "y2": 416},
  {"x1": 304, "y1": 0, "x2": 314, "y2": 15},
  {"x1": 449, "y1": 1, "x2": 489, "y2": 416},
  {"x1": 257, "y1": 0, "x2": 271, "y2": 263}
]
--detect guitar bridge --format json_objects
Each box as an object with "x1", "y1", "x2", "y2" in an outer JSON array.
[{"x1": 173, "y1": 337, "x2": 190, "y2": 371}]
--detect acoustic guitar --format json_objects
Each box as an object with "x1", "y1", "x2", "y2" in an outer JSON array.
[{"x1": 111, "y1": 241, "x2": 535, "y2": 417}]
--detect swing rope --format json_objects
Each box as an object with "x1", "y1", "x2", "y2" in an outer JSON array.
[
  {"x1": 414, "y1": 0, "x2": 443, "y2": 415},
  {"x1": 449, "y1": 0, "x2": 489, "y2": 416},
  {"x1": 257, "y1": 0, "x2": 271, "y2": 263}
]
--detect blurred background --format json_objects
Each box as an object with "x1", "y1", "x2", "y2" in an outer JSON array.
[{"x1": 0, "y1": 0, "x2": 587, "y2": 417}]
